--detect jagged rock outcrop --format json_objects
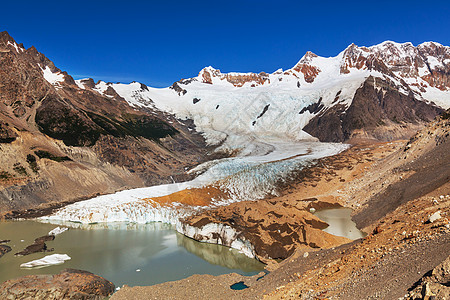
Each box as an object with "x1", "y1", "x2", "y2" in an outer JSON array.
[
  {"x1": 0, "y1": 269, "x2": 115, "y2": 299},
  {"x1": 198, "y1": 66, "x2": 270, "y2": 87}
]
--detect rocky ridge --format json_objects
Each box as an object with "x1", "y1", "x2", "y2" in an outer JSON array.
[{"x1": 199, "y1": 41, "x2": 450, "y2": 94}]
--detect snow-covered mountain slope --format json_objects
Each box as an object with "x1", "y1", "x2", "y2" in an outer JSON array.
[{"x1": 77, "y1": 41, "x2": 449, "y2": 146}]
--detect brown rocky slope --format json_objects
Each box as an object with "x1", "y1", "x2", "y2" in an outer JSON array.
[{"x1": 0, "y1": 31, "x2": 213, "y2": 217}]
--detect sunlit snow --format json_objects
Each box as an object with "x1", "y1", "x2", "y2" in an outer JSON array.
[{"x1": 42, "y1": 66, "x2": 65, "y2": 85}]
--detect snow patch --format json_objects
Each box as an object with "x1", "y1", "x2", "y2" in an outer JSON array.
[
  {"x1": 75, "y1": 79, "x2": 86, "y2": 89},
  {"x1": 42, "y1": 66, "x2": 65, "y2": 86},
  {"x1": 427, "y1": 56, "x2": 441, "y2": 69},
  {"x1": 7, "y1": 41, "x2": 22, "y2": 53},
  {"x1": 421, "y1": 87, "x2": 450, "y2": 109}
]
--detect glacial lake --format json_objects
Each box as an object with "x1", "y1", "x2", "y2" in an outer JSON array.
[
  {"x1": 0, "y1": 220, "x2": 264, "y2": 287},
  {"x1": 314, "y1": 208, "x2": 366, "y2": 240},
  {"x1": 0, "y1": 142, "x2": 357, "y2": 288}
]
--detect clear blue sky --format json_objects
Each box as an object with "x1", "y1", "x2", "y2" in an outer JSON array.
[{"x1": 2, "y1": 0, "x2": 450, "y2": 87}]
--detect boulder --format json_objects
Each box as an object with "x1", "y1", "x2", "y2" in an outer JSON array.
[
  {"x1": 0, "y1": 269, "x2": 115, "y2": 299},
  {"x1": 406, "y1": 255, "x2": 450, "y2": 299},
  {"x1": 428, "y1": 210, "x2": 442, "y2": 223}
]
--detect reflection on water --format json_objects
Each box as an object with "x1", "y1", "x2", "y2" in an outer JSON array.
[
  {"x1": 177, "y1": 234, "x2": 263, "y2": 272},
  {"x1": 0, "y1": 220, "x2": 263, "y2": 287},
  {"x1": 314, "y1": 208, "x2": 366, "y2": 240}
]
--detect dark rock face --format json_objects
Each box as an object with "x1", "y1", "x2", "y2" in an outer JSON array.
[
  {"x1": 35, "y1": 95, "x2": 179, "y2": 147},
  {"x1": 0, "y1": 268, "x2": 115, "y2": 299},
  {"x1": 257, "y1": 104, "x2": 270, "y2": 119},
  {"x1": 170, "y1": 82, "x2": 187, "y2": 95},
  {"x1": 79, "y1": 78, "x2": 96, "y2": 89},
  {"x1": 299, "y1": 97, "x2": 323, "y2": 115},
  {"x1": 35, "y1": 96, "x2": 103, "y2": 147},
  {"x1": 303, "y1": 76, "x2": 443, "y2": 142}
]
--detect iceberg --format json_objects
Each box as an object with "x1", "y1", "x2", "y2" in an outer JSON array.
[
  {"x1": 48, "y1": 227, "x2": 68, "y2": 236},
  {"x1": 20, "y1": 254, "x2": 71, "y2": 269}
]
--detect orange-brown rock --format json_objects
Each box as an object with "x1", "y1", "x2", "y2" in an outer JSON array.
[
  {"x1": 293, "y1": 64, "x2": 320, "y2": 83},
  {"x1": 143, "y1": 186, "x2": 227, "y2": 207},
  {"x1": 340, "y1": 43, "x2": 369, "y2": 74},
  {"x1": 0, "y1": 269, "x2": 115, "y2": 299},
  {"x1": 201, "y1": 69, "x2": 213, "y2": 84},
  {"x1": 199, "y1": 67, "x2": 270, "y2": 87},
  {"x1": 182, "y1": 198, "x2": 351, "y2": 260},
  {"x1": 223, "y1": 73, "x2": 269, "y2": 87}
]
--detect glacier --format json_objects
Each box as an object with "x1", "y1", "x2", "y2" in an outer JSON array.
[{"x1": 41, "y1": 140, "x2": 347, "y2": 226}]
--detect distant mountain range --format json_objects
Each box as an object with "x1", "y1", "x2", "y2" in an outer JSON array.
[
  {"x1": 0, "y1": 30, "x2": 448, "y2": 214},
  {"x1": 75, "y1": 40, "x2": 449, "y2": 144}
]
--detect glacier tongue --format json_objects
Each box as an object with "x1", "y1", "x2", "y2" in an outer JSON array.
[{"x1": 41, "y1": 140, "x2": 347, "y2": 226}]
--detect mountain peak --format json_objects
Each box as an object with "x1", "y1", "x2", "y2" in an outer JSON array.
[
  {"x1": 0, "y1": 31, "x2": 15, "y2": 44},
  {"x1": 198, "y1": 66, "x2": 221, "y2": 84},
  {"x1": 298, "y1": 51, "x2": 318, "y2": 63}
]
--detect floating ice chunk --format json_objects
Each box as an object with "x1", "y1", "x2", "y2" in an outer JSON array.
[
  {"x1": 48, "y1": 227, "x2": 68, "y2": 236},
  {"x1": 20, "y1": 254, "x2": 71, "y2": 269}
]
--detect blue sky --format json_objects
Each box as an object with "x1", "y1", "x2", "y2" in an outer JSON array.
[{"x1": 2, "y1": 0, "x2": 450, "y2": 87}]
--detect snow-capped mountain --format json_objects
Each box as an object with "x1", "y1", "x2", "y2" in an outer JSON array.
[{"x1": 76, "y1": 41, "x2": 448, "y2": 146}]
